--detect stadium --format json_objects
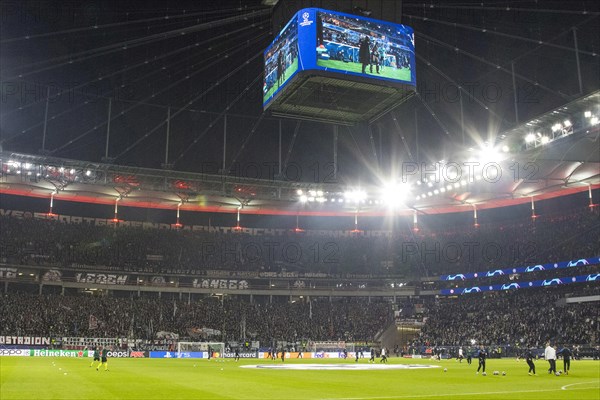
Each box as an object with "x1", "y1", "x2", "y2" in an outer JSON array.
[{"x1": 0, "y1": 1, "x2": 599, "y2": 399}]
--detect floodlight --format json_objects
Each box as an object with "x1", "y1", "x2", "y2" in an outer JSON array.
[
  {"x1": 344, "y1": 190, "x2": 367, "y2": 203},
  {"x1": 381, "y1": 182, "x2": 410, "y2": 205}
]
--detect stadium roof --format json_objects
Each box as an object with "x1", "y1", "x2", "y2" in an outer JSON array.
[{"x1": 1, "y1": 90, "x2": 598, "y2": 217}]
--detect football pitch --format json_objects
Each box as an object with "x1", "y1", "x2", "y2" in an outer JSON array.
[
  {"x1": 263, "y1": 58, "x2": 299, "y2": 103},
  {"x1": 1, "y1": 357, "x2": 599, "y2": 400},
  {"x1": 316, "y1": 59, "x2": 411, "y2": 82}
]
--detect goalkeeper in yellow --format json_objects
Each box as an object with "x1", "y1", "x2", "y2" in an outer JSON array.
[
  {"x1": 90, "y1": 346, "x2": 101, "y2": 368},
  {"x1": 96, "y1": 346, "x2": 109, "y2": 371}
]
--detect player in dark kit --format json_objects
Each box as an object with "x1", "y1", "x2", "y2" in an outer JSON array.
[
  {"x1": 525, "y1": 348, "x2": 536, "y2": 375},
  {"x1": 281, "y1": 349, "x2": 286, "y2": 362},
  {"x1": 369, "y1": 348, "x2": 376, "y2": 363},
  {"x1": 97, "y1": 346, "x2": 109, "y2": 371},
  {"x1": 476, "y1": 345, "x2": 487, "y2": 375},
  {"x1": 558, "y1": 346, "x2": 573, "y2": 375},
  {"x1": 466, "y1": 347, "x2": 472, "y2": 365},
  {"x1": 234, "y1": 348, "x2": 240, "y2": 362},
  {"x1": 90, "y1": 346, "x2": 100, "y2": 368}
]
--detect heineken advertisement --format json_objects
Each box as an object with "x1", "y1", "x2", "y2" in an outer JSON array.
[{"x1": 30, "y1": 349, "x2": 92, "y2": 357}]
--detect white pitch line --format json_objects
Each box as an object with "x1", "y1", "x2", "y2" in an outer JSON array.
[
  {"x1": 320, "y1": 385, "x2": 598, "y2": 400},
  {"x1": 561, "y1": 381, "x2": 600, "y2": 390}
]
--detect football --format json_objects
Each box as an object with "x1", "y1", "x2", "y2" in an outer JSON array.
[
  {"x1": 502, "y1": 371, "x2": 506, "y2": 376},
  {"x1": 493, "y1": 371, "x2": 499, "y2": 375},
  {"x1": 443, "y1": 368, "x2": 447, "y2": 372}
]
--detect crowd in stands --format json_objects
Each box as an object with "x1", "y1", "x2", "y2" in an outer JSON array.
[
  {"x1": 0, "y1": 205, "x2": 597, "y2": 277},
  {"x1": 414, "y1": 284, "x2": 599, "y2": 348},
  {"x1": 1, "y1": 283, "x2": 597, "y2": 350},
  {"x1": 0, "y1": 292, "x2": 391, "y2": 344}
]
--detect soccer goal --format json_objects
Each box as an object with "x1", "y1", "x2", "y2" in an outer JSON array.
[{"x1": 177, "y1": 342, "x2": 225, "y2": 358}]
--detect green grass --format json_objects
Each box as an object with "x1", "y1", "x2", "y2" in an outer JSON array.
[
  {"x1": 317, "y1": 59, "x2": 411, "y2": 81},
  {"x1": 1, "y1": 356, "x2": 598, "y2": 399},
  {"x1": 263, "y1": 58, "x2": 299, "y2": 103}
]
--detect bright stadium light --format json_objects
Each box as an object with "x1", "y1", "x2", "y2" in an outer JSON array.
[
  {"x1": 478, "y1": 144, "x2": 505, "y2": 162},
  {"x1": 591, "y1": 116, "x2": 599, "y2": 126},
  {"x1": 501, "y1": 145, "x2": 510, "y2": 152},
  {"x1": 541, "y1": 136, "x2": 550, "y2": 144},
  {"x1": 344, "y1": 190, "x2": 367, "y2": 203},
  {"x1": 551, "y1": 123, "x2": 562, "y2": 132},
  {"x1": 525, "y1": 133, "x2": 536, "y2": 143},
  {"x1": 381, "y1": 182, "x2": 411, "y2": 205},
  {"x1": 300, "y1": 195, "x2": 308, "y2": 203},
  {"x1": 563, "y1": 119, "x2": 572, "y2": 127},
  {"x1": 584, "y1": 111, "x2": 592, "y2": 118}
]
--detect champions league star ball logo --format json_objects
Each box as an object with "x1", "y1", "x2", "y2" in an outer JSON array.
[{"x1": 300, "y1": 11, "x2": 313, "y2": 27}]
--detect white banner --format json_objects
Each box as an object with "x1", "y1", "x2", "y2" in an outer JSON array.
[
  {"x1": 0, "y1": 349, "x2": 30, "y2": 356},
  {"x1": 0, "y1": 336, "x2": 51, "y2": 345}
]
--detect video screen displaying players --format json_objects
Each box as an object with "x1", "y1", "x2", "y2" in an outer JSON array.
[
  {"x1": 263, "y1": 17, "x2": 299, "y2": 106},
  {"x1": 315, "y1": 10, "x2": 414, "y2": 84}
]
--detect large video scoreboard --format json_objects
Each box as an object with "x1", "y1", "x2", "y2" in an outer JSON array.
[{"x1": 263, "y1": 8, "x2": 416, "y2": 112}]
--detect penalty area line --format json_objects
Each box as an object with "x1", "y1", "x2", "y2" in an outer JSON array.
[{"x1": 320, "y1": 385, "x2": 598, "y2": 400}]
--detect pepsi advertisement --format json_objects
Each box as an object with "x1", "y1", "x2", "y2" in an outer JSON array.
[{"x1": 263, "y1": 8, "x2": 416, "y2": 109}]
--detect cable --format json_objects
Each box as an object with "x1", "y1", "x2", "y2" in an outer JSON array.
[
  {"x1": 404, "y1": 13, "x2": 599, "y2": 58},
  {"x1": 402, "y1": 3, "x2": 600, "y2": 16},
  {"x1": 50, "y1": 33, "x2": 267, "y2": 156},
  {"x1": 2, "y1": 27, "x2": 266, "y2": 147},
  {"x1": 1, "y1": 6, "x2": 266, "y2": 44},
  {"x1": 3, "y1": 9, "x2": 271, "y2": 80},
  {"x1": 282, "y1": 121, "x2": 302, "y2": 174},
  {"x1": 0, "y1": 20, "x2": 269, "y2": 121},
  {"x1": 415, "y1": 32, "x2": 572, "y2": 101},
  {"x1": 390, "y1": 112, "x2": 417, "y2": 161},
  {"x1": 170, "y1": 74, "x2": 263, "y2": 167},
  {"x1": 226, "y1": 113, "x2": 266, "y2": 173},
  {"x1": 416, "y1": 52, "x2": 515, "y2": 128},
  {"x1": 113, "y1": 46, "x2": 266, "y2": 161}
]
